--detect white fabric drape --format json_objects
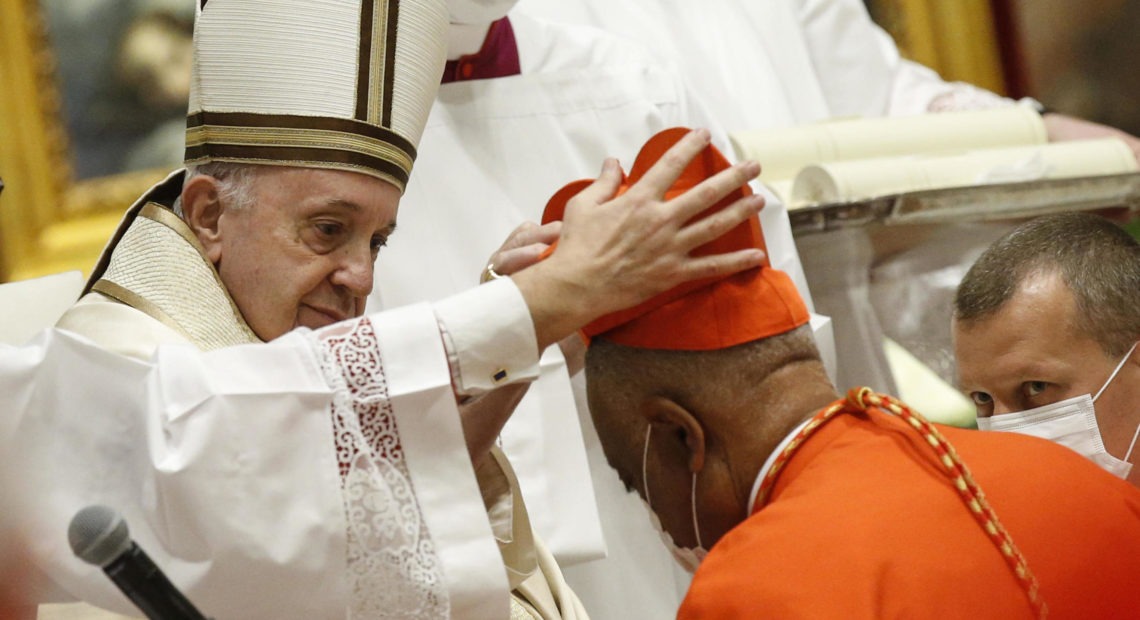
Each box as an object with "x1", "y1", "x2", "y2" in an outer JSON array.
[
  {"x1": 515, "y1": 0, "x2": 1013, "y2": 401},
  {"x1": 3, "y1": 276, "x2": 546, "y2": 618},
  {"x1": 516, "y1": 0, "x2": 1012, "y2": 130},
  {"x1": 370, "y1": 12, "x2": 834, "y2": 617}
]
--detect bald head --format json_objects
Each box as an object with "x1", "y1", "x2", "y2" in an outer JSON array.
[
  {"x1": 583, "y1": 324, "x2": 836, "y2": 551},
  {"x1": 585, "y1": 323, "x2": 822, "y2": 444}
]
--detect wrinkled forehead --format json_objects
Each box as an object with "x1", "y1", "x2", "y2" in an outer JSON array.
[
  {"x1": 241, "y1": 167, "x2": 399, "y2": 232},
  {"x1": 953, "y1": 306, "x2": 1105, "y2": 391}
]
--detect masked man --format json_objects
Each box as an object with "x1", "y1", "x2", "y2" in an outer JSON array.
[
  {"x1": 954, "y1": 213, "x2": 1140, "y2": 487},
  {"x1": 0, "y1": 2, "x2": 765, "y2": 618},
  {"x1": 551, "y1": 128, "x2": 1140, "y2": 619}
]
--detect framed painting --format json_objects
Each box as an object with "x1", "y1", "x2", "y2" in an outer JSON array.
[{"x1": 0, "y1": 0, "x2": 192, "y2": 282}]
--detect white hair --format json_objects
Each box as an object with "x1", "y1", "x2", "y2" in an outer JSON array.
[{"x1": 172, "y1": 162, "x2": 262, "y2": 218}]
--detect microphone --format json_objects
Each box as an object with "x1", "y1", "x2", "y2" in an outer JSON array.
[{"x1": 68, "y1": 505, "x2": 210, "y2": 620}]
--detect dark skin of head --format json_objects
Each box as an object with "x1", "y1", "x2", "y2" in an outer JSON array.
[{"x1": 586, "y1": 332, "x2": 837, "y2": 551}]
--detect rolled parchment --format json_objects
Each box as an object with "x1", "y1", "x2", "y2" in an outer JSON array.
[
  {"x1": 731, "y1": 107, "x2": 1047, "y2": 185},
  {"x1": 790, "y1": 138, "x2": 1138, "y2": 206}
]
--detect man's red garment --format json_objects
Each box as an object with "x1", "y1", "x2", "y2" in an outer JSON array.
[{"x1": 680, "y1": 403, "x2": 1140, "y2": 619}]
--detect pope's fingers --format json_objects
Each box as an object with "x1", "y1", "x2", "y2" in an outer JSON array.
[
  {"x1": 667, "y1": 160, "x2": 760, "y2": 222},
  {"x1": 625, "y1": 128, "x2": 712, "y2": 202},
  {"x1": 493, "y1": 243, "x2": 552, "y2": 276},
  {"x1": 674, "y1": 249, "x2": 766, "y2": 283},
  {"x1": 568, "y1": 158, "x2": 624, "y2": 210},
  {"x1": 530, "y1": 221, "x2": 562, "y2": 246},
  {"x1": 674, "y1": 193, "x2": 765, "y2": 251},
  {"x1": 501, "y1": 220, "x2": 560, "y2": 251}
]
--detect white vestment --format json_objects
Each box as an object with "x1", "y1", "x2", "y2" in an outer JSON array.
[
  {"x1": 516, "y1": 0, "x2": 1010, "y2": 131},
  {"x1": 369, "y1": 13, "x2": 827, "y2": 619},
  {"x1": 0, "y1": 178, "x2": 550, "y2": 619}
]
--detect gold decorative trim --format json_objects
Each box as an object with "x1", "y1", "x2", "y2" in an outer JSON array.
[
  {"x1": 180, "y1": 156, "x2": 408, "y2": 195},
  {"x1": 0, "y1": 0, "x2": 168, "y2": 282},
  {"x1": 136, "y1": 202, "x2": 257, "y2": 339},
  {"x1": 185, "y1": 124, "x2": 413, "y2": 174},
  {"x1": 140, "y1": 202, "x2": 206, "y2": 255},
  {"x1": 368, "y1": 0, "x2": 390, "y2": 125},
  {"x1": 92, "y1": 201, "x2": 261, "y2": 349},
  {"x1": 91, "y1": 279, "x2": 192, "y2": 341}
]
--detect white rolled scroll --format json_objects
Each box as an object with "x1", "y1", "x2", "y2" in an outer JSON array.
[
  {"x1": 790, "y1": 138, "x2": 1138, "y2": 206},
  {"x1": 730, "y1": 107, "x2": 1047, "y2": 185}
]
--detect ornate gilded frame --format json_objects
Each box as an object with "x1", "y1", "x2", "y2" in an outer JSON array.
[{"x1": 0, "y1": 0, "x2": 169, "y2": 282}]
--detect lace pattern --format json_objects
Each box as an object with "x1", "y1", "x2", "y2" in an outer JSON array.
[
  {"x1": 311, "y1": 318, "x2": 449, "y2": 619},
  {"x1": 926, "y1": 84, "x2": 1012, "y2": 113}
]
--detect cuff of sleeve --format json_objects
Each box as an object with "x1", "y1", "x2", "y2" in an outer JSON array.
[
  {"x1": 1018, "y1": 96, "x2": 1051, "y2": 115},
  {"x1": 434, "y1": 278, "x2": 540, "y2": 395}
]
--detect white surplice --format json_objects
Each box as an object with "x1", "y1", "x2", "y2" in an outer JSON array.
[
  {"x1": 1, "y1": 246, "x2": 543, "y2": 619},
  {"x1": 516, "y1": 0, "x2": 1011, "y2": 131},
  {"x1": 368, "y1": 12, "x2": 830, "y2": 619}
]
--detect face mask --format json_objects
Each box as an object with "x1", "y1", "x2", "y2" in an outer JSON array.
[
  {"x1": 977, "y1": 342, "x2": 1139, "y2": 479},
  {"x1": 640, "y1": 425, "x2": 708, "y2": 573}
]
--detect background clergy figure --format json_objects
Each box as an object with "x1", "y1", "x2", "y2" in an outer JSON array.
[{"x1": 955, "y1": 213, "x2": 1140, "y2": 487}]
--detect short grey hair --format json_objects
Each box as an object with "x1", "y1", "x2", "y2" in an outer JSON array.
[
  {"x1": 954, "y1": 213, "x2": 1140, "y2": 356},
  {"x1": 172, "y1": 162, "x2": 262, "y2": 218}
]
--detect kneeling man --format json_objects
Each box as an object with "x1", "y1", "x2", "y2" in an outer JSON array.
[{"x1": 546, "y1": 129, "x2": 1140, "y2": 618}]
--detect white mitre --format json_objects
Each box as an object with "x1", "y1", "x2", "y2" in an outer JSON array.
[{"x1": 185, "y1": 0, "x2": 448, "y2": 192}]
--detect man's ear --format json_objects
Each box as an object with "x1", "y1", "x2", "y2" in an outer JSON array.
[
  {"x1": 640, "y1": 395, "x2": 706, "y2": 474},
  {"x1": 181, "y1": 175, "x2": 225, "y2": 263}
]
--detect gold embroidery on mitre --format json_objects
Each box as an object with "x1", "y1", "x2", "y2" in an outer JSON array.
[
  {"x1": 368, "y1": 0, "x2": 391, "y2": 125},
  {"x1": 184, "y1": 124, "x2": 413, "y2": 190},
  {"x1": 92, "y1": 202, "x2": 260, "y2": 350}
]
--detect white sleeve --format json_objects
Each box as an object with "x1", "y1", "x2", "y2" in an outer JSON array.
[
  {"x1": 431, "y1": 277, "x2": 541, "y2": 395},
  {"x1": 794, "y1": 0, "x2": 1013, "y2": 118},
  {"x1": 6, "y1": 315, "x2": 511, "y2": 619},
  {"x1": 309, "y1": 304, "x2": 511, "y2": 619},
  {"x1": 794, "y1": 0, "x2": 898, "y2": 118},
  {"x1": 890, "y1": 58, "x2": 1014, "y2": 115},
  {"x1": 7, "y1": 330, "x2": 349, "y2": 618}
]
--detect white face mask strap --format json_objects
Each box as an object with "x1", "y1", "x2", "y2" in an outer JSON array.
[
  {"x1": 1093, "y1": 341, "x2": 1139, "y2": 402},
  {"x1": 690, "y1": 471, "x2": 703, "y2": 550},
  {"x1": 642, "y1": 425, "x2": 653, "y2": 509},
  {"x1": 1124, "y1": 421, "x2": 1140, "y2": 466}
]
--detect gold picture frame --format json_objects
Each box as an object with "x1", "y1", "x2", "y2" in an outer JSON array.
[{"x1": 0, "y1": 0, "x2": 172, "y2": 283}]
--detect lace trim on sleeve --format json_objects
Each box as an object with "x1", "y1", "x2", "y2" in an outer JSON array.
[
  {"x1": 926, "y1": 84, "x2": 1013, "y2": 113},
  {"x1": 310, "y1": 318, "x2": 449, "y2": 619}
]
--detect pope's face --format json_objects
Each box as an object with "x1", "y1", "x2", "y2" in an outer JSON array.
[
  {"x1": 210, "y1": 167, "x2": 398, "y2": 340},
  {"x1": 953, "y1": 271, "x2": 1123, "y2": 420}
]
